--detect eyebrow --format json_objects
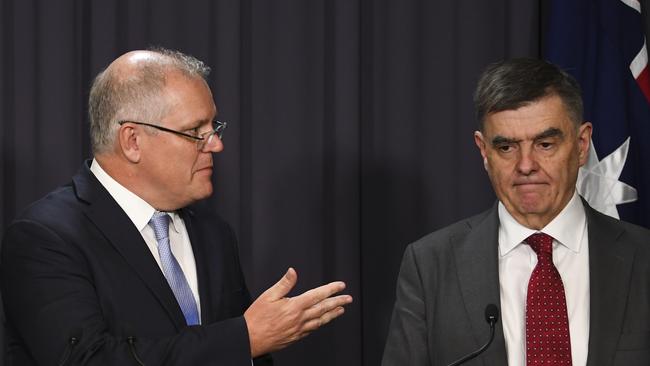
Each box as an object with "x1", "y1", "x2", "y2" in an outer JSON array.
[
  {"x1": 534, "y1": 127, "x2": 564, "y2": 140},
  {"x1": 180, "y1": 119, "x2": 212, "y2": 131},
  {"x1": 491, "y1": 136, "x2": 520, "y2": 146},
  {"x1": 490, "y1": 127, "x2": 564, "y2": 146}
]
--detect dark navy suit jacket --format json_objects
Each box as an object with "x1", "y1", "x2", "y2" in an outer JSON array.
[{"x1": 1, "y1": 161, "x2": 273, "y2": 365}]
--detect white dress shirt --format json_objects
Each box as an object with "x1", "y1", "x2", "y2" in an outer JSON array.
[
  {"x1": 498, "y1": 191, "x2": 589, "y2": 365},
  {"x1": 90, "y1": 159, "x2": 202, "y2": 320}
]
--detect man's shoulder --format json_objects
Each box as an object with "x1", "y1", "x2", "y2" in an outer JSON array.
[
  {"x1": 409, "y1": 207, "x2": 496, "y2": 254},
  {"x1": 0, "y1": 180, "x2": 97, "y2": 249},
  {"x1": 587, "y1": 205, "x2": 650, "y2": 242},
  {"x1": 610, "y1": 216, "x2": 650, "y2": 239},
  {"x1": 10, "y1": 162, "x2": 95, "y2": 226},
  {"x1": 586, "y1": 206, "x2": 650, "y2": 262},
  {"x1": 13, "y1": 182, "x2": 82, "y2": 225}
]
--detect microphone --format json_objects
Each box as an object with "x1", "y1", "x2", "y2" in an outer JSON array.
[
  {"x1": 446, "y1": 304, "x2": 499, "y2": 366},
  {"x1": 127, "y1": 336, "x2": 146, "y2": 366},
  {"x1": 58, "y1": 327, "x2": 82, "y2": 366},
  {"x1": 122, "y1": 324, "x2": 146, "y2": 366}
]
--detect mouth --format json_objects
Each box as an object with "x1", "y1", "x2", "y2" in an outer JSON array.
[
  {"x1": 194, "y1": 166, "x2": 213, "y2": 175},
  {"x1": 513, "y1": 181, "x2": 546, "y2": 186},
  {"x1": 513, "y1": 182, "x2": 548, "y2": 194},
  {"x1": 512, "y1": 176, "x2": 548, "y2": 186}
]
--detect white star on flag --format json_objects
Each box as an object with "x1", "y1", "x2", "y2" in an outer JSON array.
[{"x1": 577, "y1": 137, "x2": 638, "y2": 219}]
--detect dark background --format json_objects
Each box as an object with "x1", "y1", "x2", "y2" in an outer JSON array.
[{"x1": 1, "y1": 1, "x2": 649, "y2": 365}]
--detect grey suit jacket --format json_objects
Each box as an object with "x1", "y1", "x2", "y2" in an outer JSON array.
[{"x1": 382, "y1": 200, "x2": 650, "y2": 365}]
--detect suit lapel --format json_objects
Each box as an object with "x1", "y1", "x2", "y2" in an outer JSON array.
[
  {"x1": 585, "y1": 205, "x2": 634, "y2": 365},
  {"x1": 73, "y1": 162, "x2": 187, "y2": 330},
  {"x1": 180, "y1": 207, "x2": 221, "y2": 324},
  {"x1": 452, "y1": 205, "x2": 508, "y2": 365}
]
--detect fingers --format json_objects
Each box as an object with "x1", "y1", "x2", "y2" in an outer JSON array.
[
  {"x1": 304, "y1": 294, "x2": 353, "y2": 319},
  {"x1": 294, "y1": 280, "x2": 347, "y2": 307},
  {"x1": 260, "y1": 267, "x2": 298, "y2": 301},
  {"x1": 302, "y1": 306, "x2": 347, "y2": 332}
]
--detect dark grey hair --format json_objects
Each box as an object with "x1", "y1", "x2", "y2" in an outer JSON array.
[
  {"x1": 473, "y1": 58, "x2": 583, "y2": 131},
  {"x1": 88, "y1": 47, "x2": 211, "y2": 154}
]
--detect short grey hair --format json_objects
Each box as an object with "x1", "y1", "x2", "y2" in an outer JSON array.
[
  {"x1": 88, "y1": 47, "x2": 211, "y2": 154},
  {"x1": 473, "y1": 58, "x2": 583, "y2": 131}
]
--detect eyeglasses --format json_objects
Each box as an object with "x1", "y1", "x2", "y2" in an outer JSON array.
[{"x1": 118, "y1": 120, "x2": 227, "y2": 151}]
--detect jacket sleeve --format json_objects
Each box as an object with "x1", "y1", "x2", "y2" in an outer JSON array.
[{"x1": 381, "y1": 244, "x2": 431, "y2": 366}]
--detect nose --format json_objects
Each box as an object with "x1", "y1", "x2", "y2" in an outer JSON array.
[
  {"x1": 516, "y1": 146, "x2": 538, "y2": 175},
  {"x1": 202, "y1": 134, "x2": 224, "y2": 153}
]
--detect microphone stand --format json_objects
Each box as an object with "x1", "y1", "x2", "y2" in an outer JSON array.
[
  {"x1": 58, "y1": 330, "x2": 81, "y2": 366},
  {"x1": 127, "y1": 336, "x2": 146, "y2": 366},
  {"x1": 446, "y1": 304, "x2": 499, "y2": 366}
]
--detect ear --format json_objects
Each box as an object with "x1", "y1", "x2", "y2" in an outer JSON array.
[
  {"x1": 576, "y1": 122, "x2": 592, "y2": 166},
  {"x1": 474, "y1": 131, "x2": 489, "y2": 169},
  {"x1": 117, "y1": 124, "x2": 142, "y2": 163}
]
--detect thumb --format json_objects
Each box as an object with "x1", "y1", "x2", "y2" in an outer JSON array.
[{"x1": 261, "y1": 267, "x2": 297, "y2": 301}]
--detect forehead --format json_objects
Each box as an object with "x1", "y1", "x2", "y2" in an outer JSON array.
[
  {"x1": 163, "y1": 72, "x2": 213, "y2": 102},
  {"x1": 483, "y1": 95, "x2": 574, "y2": 139},
  {"x1": 160, "y1": 72, "x2": 217, "y2": 119}
]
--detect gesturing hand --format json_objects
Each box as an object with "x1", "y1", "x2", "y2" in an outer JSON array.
[{"x1": 244, "y1": 268, "x2": 353, "y2": 357}]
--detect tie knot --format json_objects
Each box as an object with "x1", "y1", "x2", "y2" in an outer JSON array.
[
  {"x1": 149, "y1": 211, "x2": 170, "y2": 242},
  {"x1": 525, "y1": 232, "x2": 553, "y2": 256}
]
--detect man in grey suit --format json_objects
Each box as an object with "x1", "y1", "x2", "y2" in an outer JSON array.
[{"x1": 382, "y1": 58, "x2": 650, "y2": 365}]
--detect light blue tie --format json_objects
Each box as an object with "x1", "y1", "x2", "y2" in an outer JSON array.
[{"x1": 149, "y1": 211, "x2": 200, "y2": 325}]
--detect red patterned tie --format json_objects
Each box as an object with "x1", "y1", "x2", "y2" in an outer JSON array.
[{"x1": 525, "y1": 233, "x2": 572, "y2": 365}]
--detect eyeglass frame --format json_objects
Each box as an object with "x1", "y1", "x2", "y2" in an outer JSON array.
[{"x1": 118, "y1": 120, "x2": 227, "y2": 151}]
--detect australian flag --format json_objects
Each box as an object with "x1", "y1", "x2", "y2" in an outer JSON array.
[{"x1": 545, "y1": 0, "x2": 650, "y2": 228}]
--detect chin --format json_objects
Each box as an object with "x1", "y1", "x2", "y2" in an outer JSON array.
[
  {"x1": 197, "y1": 184, "x2": 214, "y2": 200},
  {"x1": 184, "y1": 184, "x2": 214, "y2": 205},
  {"x1": 516, "y1": 200, "x2": 552, "y2": 216},
  {"x1": 516, "y1": 190, "x2": 548, "y2": 206}
]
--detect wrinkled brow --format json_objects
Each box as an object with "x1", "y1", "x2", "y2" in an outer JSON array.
[
  {"x1": 533, "y1": 128, "x2": 563, "y2": 141},
  {"x1": 490, "y1": 128, "x2": 564, "y2": 146},
  {"x1": 491, "y1": 135, "x2": 519, "y2": 146}
]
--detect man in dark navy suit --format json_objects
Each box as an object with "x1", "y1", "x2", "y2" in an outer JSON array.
[{"x1": 1, "y1": 48, "x2": 352, "y2": 365}]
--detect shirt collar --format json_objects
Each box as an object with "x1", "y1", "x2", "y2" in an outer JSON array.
[
  {"x1": 498, "y1": 190, "x2": 586, "y2": 256},
  {"x1": 542, "y1": 192, "x2": 586, "y2": 253},
  {"x1": 89, "y1": 159, "x2": 182, "y2": 233}
]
